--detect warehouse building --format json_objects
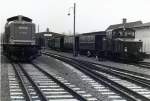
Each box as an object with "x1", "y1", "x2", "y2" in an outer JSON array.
[{"x1": 133, "y1": 23, "x2": 150, "y2": 54}]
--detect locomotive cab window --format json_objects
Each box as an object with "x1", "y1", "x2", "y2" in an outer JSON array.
[
  {"x1": 112, "y1": 28, "x2": 135, "y2": 38},
  {"x1": 124, "y1": 30, "x2": 135, "y2": 37}
]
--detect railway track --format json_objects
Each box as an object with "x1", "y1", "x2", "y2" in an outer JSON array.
[
  {"x1": 8, "y1": 61, "x2": 98, "y2": 101},
  {"x1": 43, "y1": 52, "x2": 150, "y2": 101},
  {"x1": 133, "y1": 62, "x2": 150, "y2": 69}
]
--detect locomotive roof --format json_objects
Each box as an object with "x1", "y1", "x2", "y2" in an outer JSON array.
[{"x1": 7, "y1": 15, "x2": 32, "y2": 22}]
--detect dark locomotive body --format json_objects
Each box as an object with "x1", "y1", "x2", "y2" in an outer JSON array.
[
  {"x1": 103, "y1": 28, "x2": 143, "y2": 62},
  {"x1": 3, "y1": 15, "x2": 39, "y2": 60}
]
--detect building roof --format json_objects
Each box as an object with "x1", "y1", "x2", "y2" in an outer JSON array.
[
  {"x1": 106, "y1": 21, "x2": 142, "y2": 31},
  {"x1": 78, "y1": 31, "x2": 106, "y2": 36},
  {"x1": 133, "y1": 22, "x2": 150, "y2": 28},
  {"x1": 36, "y1": 31, "x2": 64, "y2": 38}
]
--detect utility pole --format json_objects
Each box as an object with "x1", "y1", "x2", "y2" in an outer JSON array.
[
  {"x1": 73, "y1": 3, "x2": 76, "y2": 57},
  {"x1": 68, "y1": 3, "x2": 77, "y2": 57},
  {"x1": 38, "y1": 24, "x2": 40, "y2": 33}
]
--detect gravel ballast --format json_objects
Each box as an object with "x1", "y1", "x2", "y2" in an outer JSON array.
[{"x1": 33, "y1": 55, "x2": 112, "y2": 101}]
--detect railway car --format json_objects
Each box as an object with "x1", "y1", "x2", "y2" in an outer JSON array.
[
  {"x1": 3, "y1": 15, "x2": 39, "y2": 60},
  {"x1": 103, "y1": 27, "x2": 143, "y2": 62},
  {"x1": 48, "y1": 38, "x2": 55, "y2": 49},
  {"x1": 63, "y1": 36, "x2": 74, "y2": 51},
  {"x1": 54, "y1": 37, "x2": 64, "y2": 51},
  {"x1": 63, "y1": 35, "x2": 79, "y2": 53},
  {"x1": 79, "y1": 31, "x2": 106, "y2": 56},
  {"x1": 47, "y1": 28, "x2": 143, "y2": 62},
  {"x1": 35, "y1": 33, "x2": 45, "y2": 49},
  {"x1": 48, "y1": 36, "x2": 64, "y2": 50}
]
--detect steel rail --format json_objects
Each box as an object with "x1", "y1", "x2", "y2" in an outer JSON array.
[
  {"x1": 128, "y1": 61, "x2": 150, "y2": 69},
  {"x1": 18, "y1": 64, "x2": 48, "y2": 101},
  {"x1": 77, "y1": 60, "x2": 150, "y2": 88},
  {"x1": 138, "y1": 62, "x2": 150, "y2": 65},
  {"x1": 31, "y1": 62, "x2": 87, "y2": 101},
  {"x1": 11, "y1": 63, "x2": 32, "y2": 101},
  {"x1": 43, "y1": 52, "x2": 150, "y2": 84},
  {"x1": 45, "y1": 52, "x2": 150, "y2": 101},
  {"x1": 83, "y1": 60, "x2": 150, "y2": 78},
  {"x1": 134, "y1": 63, "x2": 150, "y2": 68},
  {"x1": 43, "y1": 52, "x2": 150, "y2": 83}
]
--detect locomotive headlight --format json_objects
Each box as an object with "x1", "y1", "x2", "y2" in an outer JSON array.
[{"x1": 124, "y1": 47, "x2": 127, "y2": 52}]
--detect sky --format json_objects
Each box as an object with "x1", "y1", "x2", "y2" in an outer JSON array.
[{"x1": 0, "y1": 0, "x2": 150, "y2": 34}]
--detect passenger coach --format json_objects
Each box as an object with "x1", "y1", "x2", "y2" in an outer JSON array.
[{"x1": 78, "y1": 31, "x2": 106, "y2": 56}]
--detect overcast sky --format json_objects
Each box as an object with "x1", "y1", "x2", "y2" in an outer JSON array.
[{"x1": 0, "y1": 0, "x2": 150, "y2": 34}]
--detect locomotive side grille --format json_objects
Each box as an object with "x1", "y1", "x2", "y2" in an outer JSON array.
[
  {"x1": 10, "y1": 40, "x2": 35, "y2": 45},
  {"x1": 124, "y1": 41, "x2": 142, "y2": 53}
]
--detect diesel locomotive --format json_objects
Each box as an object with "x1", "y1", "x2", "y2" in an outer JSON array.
[
  {"x1": 103, "y1": 27, "x2": 143, "y2": 62},
  {"x1": 3, "y1": 15, "x2": 39, "y2": 60}
]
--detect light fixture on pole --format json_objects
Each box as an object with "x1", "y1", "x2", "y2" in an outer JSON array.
[{"x1": 68, "y1": 3, "x2": 77, "y2": 57}]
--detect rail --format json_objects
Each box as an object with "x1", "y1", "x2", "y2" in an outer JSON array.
[{"x1": 43, "y1": 52, "x2": 150, "y2": 101}]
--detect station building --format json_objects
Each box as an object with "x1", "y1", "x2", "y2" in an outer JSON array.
[{"x1": 36, "y1": 29, "x2": 63, "y2": 48}]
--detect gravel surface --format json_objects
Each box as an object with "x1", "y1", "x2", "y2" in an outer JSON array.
[
  {"x1": 44, "y1": 49, "x2": 150, "y2": 76},
  {"x1": 144, "y1": 58, "x2": 150, "y2": 62},
  {"x1": 33, "y1": 55, "x2": 112, "y2": 101},
  {"x1": 1, "y1": 55, "x2": 11, "y2": 101}
]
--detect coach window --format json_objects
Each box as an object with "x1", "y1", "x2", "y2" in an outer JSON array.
[
  {"x1": 89, "y1": 36, "x2": 91, "y2": 41},
  {"x1": 108, "y1": 32, "x2": 112, "y2": 39}
]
